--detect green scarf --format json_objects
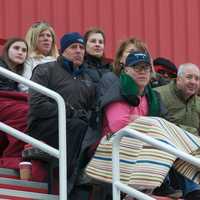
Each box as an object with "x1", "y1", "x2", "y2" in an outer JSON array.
[{"x1": 119, "y1": 73, "x2": 159, "y2": 116}]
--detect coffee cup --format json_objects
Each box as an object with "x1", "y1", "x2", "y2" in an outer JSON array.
[{"x1": 19, "y1": 161, "x2": 32, "y2": 180}]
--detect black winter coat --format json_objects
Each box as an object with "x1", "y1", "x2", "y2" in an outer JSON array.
[
  {"x1": 0, "y1": 59, "x2": 18, "y2": 91},
  {"x1": 28, "y1": 56, "x2": 95, "y2": 147},
  {"x1": 79, "y1": 55, "x2": 113, "y2": 152},
  {"x1": 28, "y1": 56, "x2": 96, "y2": 194},
  {"x1": 84, "y1": 54, "x2": 112, "y2": 85}
]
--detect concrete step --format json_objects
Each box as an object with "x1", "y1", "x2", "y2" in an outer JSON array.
[
  {"x1": 128, "y1": 196, "x2": 183, "y2": 200},
  {"x1": 0, "y1": 177, "x2": 48, "y2": 194},
  {"x1": 0, "y1": 167, "x2": 19, "y2": 179},
  {"x1": 0, "y1": 188, "x2": 59, "y2": 200}
]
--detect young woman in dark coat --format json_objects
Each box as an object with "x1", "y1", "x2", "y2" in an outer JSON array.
[
  {"x1": 0, "y1": 38, "x2": 28, "y2": 90},
  {"x1": 84, "y1": 27, "x2": 112, "y2": 85}
]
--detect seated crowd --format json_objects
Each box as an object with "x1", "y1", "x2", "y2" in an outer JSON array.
[{"x1": 0, "y1": 21, "x2": 200, "y2": 200}]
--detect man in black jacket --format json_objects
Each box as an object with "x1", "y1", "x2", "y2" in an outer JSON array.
[{"x1": 28, "y1": 32, "x2": 95, "y2": 199}]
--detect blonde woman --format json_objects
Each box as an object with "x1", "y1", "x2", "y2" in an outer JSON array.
[{"x1": 19, "y1": 22, "x2": 59, "y2": 91}]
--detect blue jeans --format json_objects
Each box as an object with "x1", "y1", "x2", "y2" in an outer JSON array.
[{"x1": 174, "y1": 171, "x2": 200, "y2": 197}]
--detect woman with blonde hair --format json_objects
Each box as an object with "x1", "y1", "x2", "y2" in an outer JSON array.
[{"x1": 19, "y1": 21, "x2": 59, "y2": 91}]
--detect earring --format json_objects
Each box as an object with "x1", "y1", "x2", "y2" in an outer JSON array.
[{"x1": 125, "y1": 69, "x2": 129, "y2": 73}]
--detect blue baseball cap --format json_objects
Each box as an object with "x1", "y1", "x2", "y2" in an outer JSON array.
[{"x1": 125, "y1": 51, "x2": 151, "y2": 66}]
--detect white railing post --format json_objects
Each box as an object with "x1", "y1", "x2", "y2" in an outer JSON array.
[
  {"x1": 0, "y1": 122, "x2": 59, "y2": 158},
  {"x1": 112, "y1": 127, "x2": 200, "y2": 200},
  {"x1": 112, "y1": 135, "x2": 121, "y2": 200},
  {"x1": 0, "y1": 67, "x2": 67, "y2": 200},
  {"x1": 112, "y1": 132, "x2": 156, "y2": 200}
]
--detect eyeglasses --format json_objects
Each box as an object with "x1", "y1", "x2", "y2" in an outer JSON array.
[
  {"x1": 31, "y1": 21, "x2": 50, "y2": 28},
  {"x1": 131, "y1": 64, "x2": 151, "y2": 72}
]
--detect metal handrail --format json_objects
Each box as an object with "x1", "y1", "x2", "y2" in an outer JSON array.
[
  {"x1": 112, "y1": 127, "x2": 200, "y2": 200},
  {"x1": 0, "y1": 67, "x2": 67, "y2": 200}
]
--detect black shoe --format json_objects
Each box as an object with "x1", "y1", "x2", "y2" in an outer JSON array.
[
  {"x1": 185, "y1": 190, "x2": 200, "y2": 200},
  {"x1": 153, "y1": 185, "x2": 182, "y2": 198}
]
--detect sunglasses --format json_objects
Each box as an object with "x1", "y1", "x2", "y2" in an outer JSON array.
[{"x1": 31, "y1": 21, "x2": 50, "y2": 28}]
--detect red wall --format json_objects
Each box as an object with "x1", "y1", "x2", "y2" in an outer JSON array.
[{"x1": 1, "y1": 0, "x2": 200, "y2": 67}]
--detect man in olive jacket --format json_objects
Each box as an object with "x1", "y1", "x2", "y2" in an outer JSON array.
[
  {"x1": 155, "y1": 63, "x2": 200, "y2": 136},
  {"x1": 155, "y1": 63, "x2": 200, "y2": 200}
]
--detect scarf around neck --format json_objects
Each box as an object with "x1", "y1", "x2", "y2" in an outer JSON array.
[
  {"x1": 61, "y1": 56, "x2": 84, "y2": 77},
  {"x1": 119, "y1": 73, "x2": 159, "y2": 116}
]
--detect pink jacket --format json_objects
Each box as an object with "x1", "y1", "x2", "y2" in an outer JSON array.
[{"x1": 102, "y1": 96, "x2": 149, "y2": 137}]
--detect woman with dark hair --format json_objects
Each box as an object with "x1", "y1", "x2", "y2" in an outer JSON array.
[
  {"x1": 84, "y1": 27, "x2": 112, "y2": 85},
  {"x1": 0, "y1": 38, "x2": 28, "y2": 90},
  {"x1": 80, "y1": 28, "x2": 113, "y2": 168},
  {"x1": 113, "y1": 37, "x2": 149, "y2": 76},
  {"x1": 86, "y1": 38, "x2": 154, "y2": 200},
  {"x1": 0, "y1": 38, "x2": 47, "y2": 183},
  {"x1": 0, "y1": 38, "x2": 29, "y2": 173},
  {"x1": 97, "y1": 37, "x2": 150, "y2": 100}
]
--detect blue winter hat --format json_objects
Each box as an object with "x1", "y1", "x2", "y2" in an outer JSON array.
[
  {"x1": 60, "y1": 32, "x2": 84, "y2": 53},
  {"x1": 125, "y1": 51, "x2": 151, "y2": 66}
]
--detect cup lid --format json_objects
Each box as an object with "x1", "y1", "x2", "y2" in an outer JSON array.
[{"x1": 19, "y1": 161, "x2": 32, "y2": 165}]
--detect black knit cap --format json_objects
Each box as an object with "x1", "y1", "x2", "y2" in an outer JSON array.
[{"x1": 153, "y1": 57, "x2": 177, "y2": 74}]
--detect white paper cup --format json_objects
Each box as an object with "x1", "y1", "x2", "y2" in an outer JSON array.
[{"x1": 19, "y1": 161, "x2": 32, "y2": 180}]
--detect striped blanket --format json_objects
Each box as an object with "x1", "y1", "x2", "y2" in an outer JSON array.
[{"x1": 86, "y1": 117, "x2": 200, "y2": 190}]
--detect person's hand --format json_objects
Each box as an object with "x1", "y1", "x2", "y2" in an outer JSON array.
[{"x1": 129, "y1": 114, "x2": 139, "y2": 122}]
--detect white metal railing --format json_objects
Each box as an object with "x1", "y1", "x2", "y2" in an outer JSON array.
[
  {"x1": 112, "y1": 127, "x2": 200, "y2": 200},
  {"x1": 0, "y1": 67, "x2": 67, "y2": 200}
]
